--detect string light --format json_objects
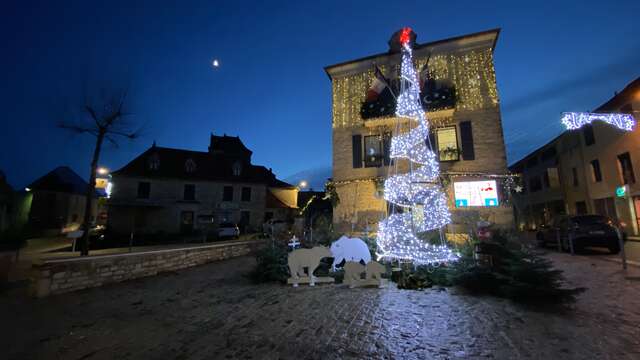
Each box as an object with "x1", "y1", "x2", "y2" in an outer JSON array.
[
  {"x1": 376, "y1": 39, "x2": 457, "y2": 265},
  {"x1": 561, "y1": 112, "x2": 635, "y2": 132},
  {"x1": 331, "y1": 49, "x2": 499, "y2": 129}
]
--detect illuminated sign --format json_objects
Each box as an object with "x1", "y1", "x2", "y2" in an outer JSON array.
[
  {"x1": 616, "y1": 185, "x2": 628, "y2": 198},
  {"x1": 454, "y1": 180, "x2": 499, "y2": 207}
]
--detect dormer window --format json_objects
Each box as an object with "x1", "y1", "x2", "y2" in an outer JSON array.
[
  {"x1": 232, "y1": 161, "x2": 242, "y2": 176},
  {"x1": 148, "y1": 153, "x2": 160, "y2": 170},
  {"x1": 185, "y1": 158, "x2": 197, "y2": 173}
]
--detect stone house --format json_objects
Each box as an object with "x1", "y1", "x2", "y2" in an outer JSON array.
[
  {"x1": 108, "y1": 135, "x2": 297, "y2": 236},
  {"x1": 510, "y1": 77, "x2": 640, "y2": 234},
  {"x1": 324, "y1": 29, "x2": 514, "y2": 235},
  {"x1": 26, "y1": 166, "x2": 99, "y2": 235}
]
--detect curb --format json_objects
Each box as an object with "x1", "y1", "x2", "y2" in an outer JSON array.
[{"x1": 596, "y1": 256, "x2": 640, "y2": 268}]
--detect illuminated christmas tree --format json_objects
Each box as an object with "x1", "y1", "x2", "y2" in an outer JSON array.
[{"x1": 376, "y1": 28, "x2": 458, "y2": 265}]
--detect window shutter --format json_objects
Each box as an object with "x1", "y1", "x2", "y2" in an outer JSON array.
[
  {"x1": 383, "y1": 134, "x2": 391, "y2": 166},
  {"x1": 459, "y1": 121, "x2": 475, "y2": 160},
  {"x1": 352, "y1": 135, "x2": 363, "y2": 168},
  {"x1": 427, "y1": 130, "x2": 437, "y2": 152}
]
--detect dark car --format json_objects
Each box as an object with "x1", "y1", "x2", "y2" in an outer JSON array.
[{"x1": 536, "y1": 215, "x2": 622, "y2": 254}]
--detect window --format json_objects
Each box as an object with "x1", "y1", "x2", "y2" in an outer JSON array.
[
  {"x1": 526, "y1": 156, "x2": 538, "y2": 169},
  {"x1": 459, "y1": 121, "x2": 475, "y2": 160},
  {"x1": 223, "y1": 186, "x2": 233, "y2": 201},
  {"x1": 264, "y1": 212, "x2": 273, "y2": 222},
  {"x1": 543, "y1": 171, "x2": 550, "y2": 188},
  {"x1": 232, "y1": 162, "x2": 242, "y2": 176},
  {"x1": 352, "y1": 135, "x2": 363, "y2": 168},
  {"x1": 137, "y1": 182, "x2": 150, "y2": 199},
  {"x1": 590, "y1": 159, "x2": 602, "y2": 182},
  {"x1": 184, "y1": 184, "x2": 195, "y2": 201},
  {"x1": 241, "y1": 187, "x2": 251, "y2": 202},
  {"x1": 583, "y1": 124, "x2": 595, "y2": 146},
  {"x1": 529, "y1": 176, "x2": 542, "y2": 192},
  {"x1": 147, "y1": 153, "x2": 160, "y2": 170},
  {"x1": 575, "y1": 201, "x2": 587, "y2": 215},
  {"x1": 436, "y1": 126, "x2": 459, "y2": 161},
  {"x1": 364, "y1": 135, "x2": 383, "y2": 167},
  {"x1": 618, "y1": 152, "x2": 635, "y2": 184},
  {"x1": 572, "y1": 167, "x2": 579, "y2": 187},
  {"x1": 184, "y1": 159, "x2": 197, "y2": 173}
]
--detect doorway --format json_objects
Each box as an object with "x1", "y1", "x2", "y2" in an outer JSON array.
[{"x1": 180, "y1": 211, "x2": 194, "y2": 234}]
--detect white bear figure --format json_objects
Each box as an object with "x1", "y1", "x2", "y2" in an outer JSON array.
[{"x1": 330, "y1": 235, "x2": 371, "y2": 271}]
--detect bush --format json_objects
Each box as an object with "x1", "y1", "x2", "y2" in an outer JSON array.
[
  {"x1": 248, "y1": 245, "x2": 289, "y2": 283},
  {"x1": 393, "y1": 233, "x2": 585, "y2": 305}
]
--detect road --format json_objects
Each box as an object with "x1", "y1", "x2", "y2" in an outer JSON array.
[{"x1": 2, "y1": 253, "x2": 640, "y2": 359}]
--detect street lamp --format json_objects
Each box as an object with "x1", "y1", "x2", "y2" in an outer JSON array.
[
  {"x1": 97, "y1": 167, "x2": 109, "y2": 175},
  {"x1": 299, "y1": 180, "x2": 308, "y2": 190}
]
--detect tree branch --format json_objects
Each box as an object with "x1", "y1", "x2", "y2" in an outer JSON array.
[{"x1": 58, "y1": 122, "x2": 99, "y2": 136}]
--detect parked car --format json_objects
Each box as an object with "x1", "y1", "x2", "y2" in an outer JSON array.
[
  {"x1": 536, "y1": 215, "x2": 622, "y2": 254},
  {"x1": 217, "y1": 222, "x2": 240, "y2": 239}
]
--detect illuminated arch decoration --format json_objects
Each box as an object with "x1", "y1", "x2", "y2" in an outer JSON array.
[{"x1": 561, "y1": 112, "x2": 635, "y2": 132}]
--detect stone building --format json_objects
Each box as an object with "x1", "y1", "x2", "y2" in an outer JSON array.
[
  {"x1": 511, "y1": 77, "x2": 640, "y2": 234},
  {"x1": 108, "y1": 135, "x2": 297, "y2": 236},
  {"x1": 324, "y1": 29, "x2": 513, "y2": 235},
  {"x1": 26, "y1": 166, "x2": 99, "y2": 235}
]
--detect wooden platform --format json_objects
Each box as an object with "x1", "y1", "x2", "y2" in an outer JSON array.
[{"x1": 287, "y1": 276, "x2": 335, "y2": 287}]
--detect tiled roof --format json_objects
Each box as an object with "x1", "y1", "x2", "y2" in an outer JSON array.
[
  {"x1": 113, "y1": 145, "x2": 293, "y2": 188},
  {"x1": 27, "y1": 166, "x2": 92, "y2": 196}
]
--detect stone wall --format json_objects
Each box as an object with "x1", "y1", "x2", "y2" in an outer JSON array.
[{"x1": 32, "y1": 239, "x2": 265, "y2": 297}]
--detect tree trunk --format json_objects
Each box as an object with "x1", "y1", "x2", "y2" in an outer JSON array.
[{"x1": 79, "y1": 130, "x2": 105, "y2": 256}]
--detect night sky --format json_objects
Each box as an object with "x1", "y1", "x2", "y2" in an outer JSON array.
[{"x1": 1, "y1": 0, "x2": 639, "y2": 189}]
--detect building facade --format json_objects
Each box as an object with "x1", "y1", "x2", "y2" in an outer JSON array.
[
  {"x1": 108, "y1": 135, "x2": 297, "y2": 236},
  {"x1": 325, "y1": 29, "x2": 514, "y2": 235},
  {"x1": 511, "y1": 77, "x2": 640, "y2": 234},
  {"x1": 26, "y1": 166, "x2": 99, "y2": 235}
]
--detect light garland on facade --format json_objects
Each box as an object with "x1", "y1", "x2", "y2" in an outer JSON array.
[
  {"x1": 376, "y1": 33, "x2": 457, "y2": 265},
  {"x1": 560, "y1": 112, "x2": 636, "y2": 132},
  {"x1": 332, "y1": 49, "x2": 499, "y2": 129}
]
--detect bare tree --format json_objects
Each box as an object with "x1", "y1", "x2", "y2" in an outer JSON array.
[{"x1": 58, "y1": 88, "x2": 140, "y2": 255}]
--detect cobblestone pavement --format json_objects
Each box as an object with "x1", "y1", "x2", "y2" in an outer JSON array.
[{"x1": 2, "y1": 253, "x2": 640, "y2": 359}]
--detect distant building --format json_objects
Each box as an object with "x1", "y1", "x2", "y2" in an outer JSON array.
[
  {"x1": 108, "y1": 135, "x2": 297, "y2": 236},
  {"x1": 510, "y1": 77, "x2": 640, "y2": 233},
  {"x1": 26, "y1": 166, "x2": 99, "y2": 235},
  {"x1": 0, "y1": 171, "x2": 13, "y2": 232},
  {"x1": 325, "y1": 29, "x2": 513, "y2": 235}
]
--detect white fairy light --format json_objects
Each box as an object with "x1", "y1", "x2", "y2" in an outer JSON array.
[
  {"x1": 561, "y1": 112, "x2": 635, "y2": 132},
  {"x1": 376, "y1": 30, "x2": 457, "y2": 265}
]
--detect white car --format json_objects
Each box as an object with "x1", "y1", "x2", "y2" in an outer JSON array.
[{"x1": 217, "y1": 222, "x2": 240, "y2": 239}]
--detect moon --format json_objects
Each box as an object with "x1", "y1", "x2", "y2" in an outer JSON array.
[{"x1": 212, "y1": 59, "x2": 220, "y2": 68}]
